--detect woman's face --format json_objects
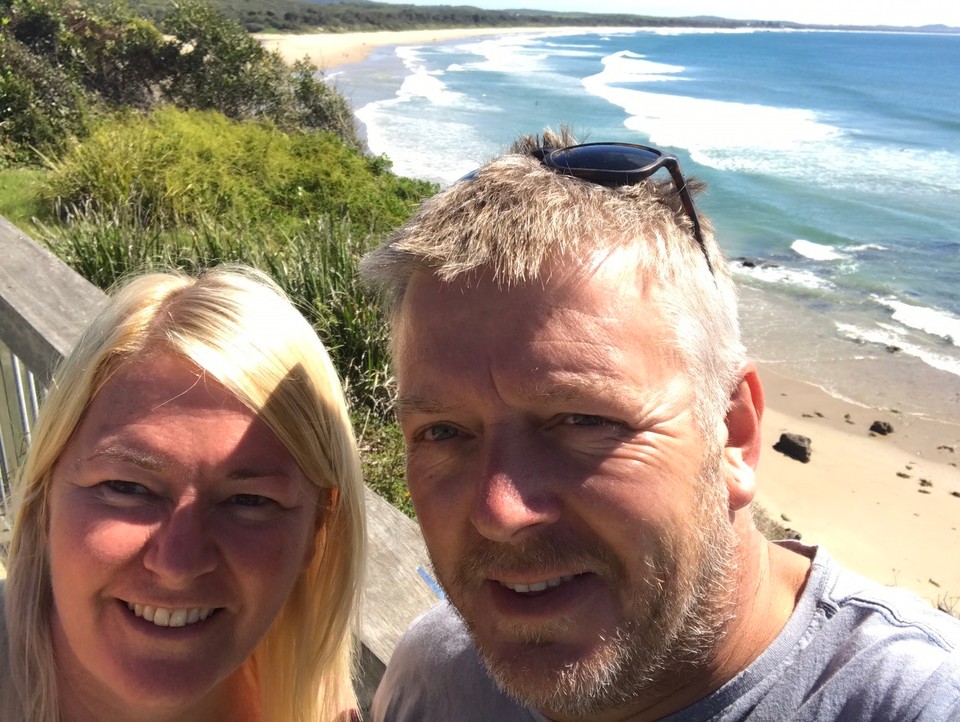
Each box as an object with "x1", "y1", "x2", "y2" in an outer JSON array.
[{"x1": 46, "y1": 353, "x2": 322, "y2": 719}]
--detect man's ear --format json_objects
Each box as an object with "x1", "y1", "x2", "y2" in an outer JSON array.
[{"x1": 723, "y1": 364, "x2": 764, "y2": 511}]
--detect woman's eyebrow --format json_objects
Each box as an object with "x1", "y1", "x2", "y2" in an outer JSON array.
[
  {"x1": 224, "y1": 467, "x2": 293, "y2": 481},
  {"x1": 88, "y1": 445, "x2": 169, "y2": 471},
  {"x1": 92, "y1": 446, "x2": 293, "y2": 481}
]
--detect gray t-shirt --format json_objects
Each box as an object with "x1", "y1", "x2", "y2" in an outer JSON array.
[{"x1": 373, "y1": 543, "x2": 960, "y2": 721}]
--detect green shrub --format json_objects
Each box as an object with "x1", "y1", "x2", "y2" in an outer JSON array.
[
  {"x1": 41, "y1": 106, "x2": 435, "y2": 233},
  {"x1": 58, "y1": 4, "x2": 173, "y2": 109},
  {"x1": 0, "y1": 30, "x2": 90, "y2": 160},
  {"x1": 289, "y1": 58, "x2": 362, "y2": 150},
  {"x1": 1, "y1": 0, "x2": 367, "y2": 160},
  {"x1": 160, "y1": 0, "x2": 363, "y2": 146},
  {"x1": 162, "y1": 0, "x2": 290, "y2": 122},
  {"x1": 260, "y1": 218, "x2": 394, "y2": 416}
]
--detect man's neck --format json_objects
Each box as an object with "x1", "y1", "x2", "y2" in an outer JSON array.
[{"x1": 704, "y1": 534, "x2": 812, "y2": 687}]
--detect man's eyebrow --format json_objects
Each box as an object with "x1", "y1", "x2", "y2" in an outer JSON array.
[{"x1": 394, "y1": 395, "x2": 455, "y2": 417}]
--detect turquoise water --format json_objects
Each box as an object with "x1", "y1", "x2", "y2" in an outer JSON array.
[{"x1": 334, "y1": 29, "x2": 960, "y2": 421}]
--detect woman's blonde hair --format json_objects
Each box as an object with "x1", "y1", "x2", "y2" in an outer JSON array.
[{"x1": 1, "y1": 265, "x2": 365, "y2": 721}]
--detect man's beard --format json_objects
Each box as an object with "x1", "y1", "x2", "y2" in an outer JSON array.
[{"x1": 433, "y1": 453, "x2": 739, "y2": 718}]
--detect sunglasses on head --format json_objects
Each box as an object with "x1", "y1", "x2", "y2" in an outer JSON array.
[
  {"x1": 533, "y1": 142, "x2": 712, "y2": 275},
  {"x1": 461, "y1": 142, "x2": 713, "y2": 275}
]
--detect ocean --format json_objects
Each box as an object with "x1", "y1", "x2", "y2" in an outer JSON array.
[{"x1": 333, "y1": 28, "x2": 960, "y2": 423}]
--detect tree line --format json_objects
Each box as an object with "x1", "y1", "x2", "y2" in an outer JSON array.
[{"x1": 130, "y1": 0, "x2": 783, "y2": 34}]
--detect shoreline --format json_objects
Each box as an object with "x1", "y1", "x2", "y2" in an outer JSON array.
[
  {"x1": 259, "y1": 27, "x2": 960, "y2": 610},
  {"x1": 254, "y1": 27, "x2": 605, "y2": 71}
]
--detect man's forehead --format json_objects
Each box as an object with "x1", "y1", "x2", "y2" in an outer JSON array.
[
  {"x1": 399, "y1": 244, "x2": 655, "y2": 307},
  {"x1": 392, "y1": 259, "x2": 686, "y2": 393}
]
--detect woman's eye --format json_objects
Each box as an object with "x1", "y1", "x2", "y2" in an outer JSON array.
[
  {"x1": 230, "y1": 494, "x2": 272, "y2": 507},
  {"x1": 422, "y1": 424, "x2": 459, "y2": 442},
  {"x1": 102, "y1": 480, "x2": 149, "y2": 495}
]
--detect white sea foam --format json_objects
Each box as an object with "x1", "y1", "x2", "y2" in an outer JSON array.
[
  {"x1": 544, "y1": 41, "x2": 603, "y2": 49},
  {"x1": 791, "y1": 240, "x2": 845, "y2": 262},
  {"x1": 455, "y1": 35, "x2": 553, "y2": 74},
  {"x1": 396, "y1": 68, "x2": 459, "y2": 106},
  {"x1": 733, "y1": 263, "x2": 832, "y2": 291},
  {"x1": 836, "y1": 323, "x2": 960, "y2": 376},
  {"x1": 586, "y1": 50, "x2": 686, "y2": 83},
  {"x1": 875, "y1": 297, "x2": 960, "y2": 346},
  {"x1": 847, "y1": 243, "x2": 888, "y2": 252},
  {"x1": 356, "y1": 98, "x2": 486, "y2": 184},
  {"x1": 581, "y1": 49, "x2": 960, "y2": 197},
  {"x1": 389, "y1": 46, "x2": 468, "y2": 106},
  {"x1": 583, "y1": 52, "x2": 840, "y2": 154},
  {"x1": 354, "y1": 41, "x2": 496, "y2": 184}
]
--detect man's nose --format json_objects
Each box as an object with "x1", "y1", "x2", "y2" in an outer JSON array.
[
  {"x1": 470, "y1": 434, "x2": 561, "y2": 543},
  {"x1": 142, "y1": 500, "x2": 217, "y2": 587}
]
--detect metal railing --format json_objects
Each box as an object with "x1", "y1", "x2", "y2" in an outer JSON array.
[{"x1": 0, "y1": 338, "x2": 42, "y2": 508}]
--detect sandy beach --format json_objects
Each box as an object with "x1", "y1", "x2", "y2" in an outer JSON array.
[
  {"x1": 256, "y1": 28, "x2": 960, "y2": 612},
  {"x1": 255, "y1": 27, "x2": 594, "y2": 71},
  {"x1": 756, "y1": 367, "x2": 959, "y2": 609}
]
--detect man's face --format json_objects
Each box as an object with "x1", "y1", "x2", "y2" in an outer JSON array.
[{"x1": 395, "y1": 250, "x2": 738, "y2": 717}]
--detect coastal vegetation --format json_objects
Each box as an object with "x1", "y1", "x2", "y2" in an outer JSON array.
[
  {"x1": 0, "y1": 0, "x2": 426, "y2": 512},
  {"x1": 130, "y1": 0, "x2": 783, "y2": 34}
]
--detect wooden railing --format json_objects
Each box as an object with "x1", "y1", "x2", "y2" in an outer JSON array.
[{"x1": 0, "y1": 216, "x2": 439, "y2": 712}]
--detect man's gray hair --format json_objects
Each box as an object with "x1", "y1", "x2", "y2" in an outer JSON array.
[{"x1": 361, "y1": 128, "x2": 746, "y2": 434}]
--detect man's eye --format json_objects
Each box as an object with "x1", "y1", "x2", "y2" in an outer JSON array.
[
  {"x1": 103, "y1": 480, "x2": 149, "y2": 495},
  {"x1": 563, "y1": 414, "x2": 619, "y2": 427},
  {"x1": 422, "y1": 424, "x2": 459, "y2": 442}
]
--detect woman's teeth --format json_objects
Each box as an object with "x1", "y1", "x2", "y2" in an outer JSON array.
[{"x1": 126, "y1": 602, "x2": 216, "y2": 627}]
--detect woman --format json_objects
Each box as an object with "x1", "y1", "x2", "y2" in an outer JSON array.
[{"x1": 0, "y1": 266, "x2": 365, "y2": 721}]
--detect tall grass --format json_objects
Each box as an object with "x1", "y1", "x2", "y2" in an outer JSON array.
[{"x1": 37, "y1": 206, "x2": 397, "y2": 418}]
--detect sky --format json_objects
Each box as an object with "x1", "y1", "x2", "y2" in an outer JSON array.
[{"x1": 387, "y1": 1, "x2": 960, "y2": 28}]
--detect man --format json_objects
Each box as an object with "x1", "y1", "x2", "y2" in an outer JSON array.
[{"x1": 361, "y1": 129, "x2": 960, "y2": 721}]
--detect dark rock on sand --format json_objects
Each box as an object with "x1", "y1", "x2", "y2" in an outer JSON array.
[
  {"x1": 773, "y1": 433, "x2": 812, "y2": 463},
  {"x1": 870, "y1": 420, "x2": 894, "y2": 435}
]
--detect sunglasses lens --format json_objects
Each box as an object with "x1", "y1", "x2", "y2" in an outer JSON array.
[{"x1": 546, "y1": 144, "x2": 662, "y2": 173}]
